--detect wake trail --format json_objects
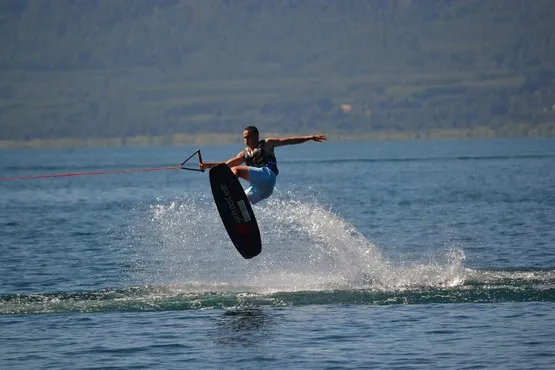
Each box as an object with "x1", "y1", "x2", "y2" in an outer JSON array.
[{"x1": 122, "y1": 190, "x2": 466, "y2": 293}]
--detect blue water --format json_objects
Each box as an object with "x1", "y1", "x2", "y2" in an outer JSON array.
[{"x1": 1, "y1": 138, "x2": 554, "y2": 369}]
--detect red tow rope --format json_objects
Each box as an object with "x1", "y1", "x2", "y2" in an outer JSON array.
[{"x1": 0, "y1": 150, "x2": 203, "y2": 181}]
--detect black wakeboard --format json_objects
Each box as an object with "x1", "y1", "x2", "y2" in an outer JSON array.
[{"x1": 209, "y1": 164, "x2": 262, "y2": 259}]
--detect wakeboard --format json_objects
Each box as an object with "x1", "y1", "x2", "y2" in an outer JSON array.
[{"x1": 209, "y1": 164, "x2": 262, "y2": 259}]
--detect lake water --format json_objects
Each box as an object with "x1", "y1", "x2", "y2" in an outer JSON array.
[{"x1": 1, "y1": 138, "x2": 554, "y2": 369}]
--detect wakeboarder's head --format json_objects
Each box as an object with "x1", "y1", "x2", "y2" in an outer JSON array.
[{"x1": 243, "y1": 126, "x2": 259, "y2": 149}]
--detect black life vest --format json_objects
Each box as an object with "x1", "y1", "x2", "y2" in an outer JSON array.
[{"x1": 244, "y1": 140, "x2": 279, "y2": 175}]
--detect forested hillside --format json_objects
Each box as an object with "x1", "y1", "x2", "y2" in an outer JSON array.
[{"x1": 1, "y1": 0, "x2": 554, "y2": 146}]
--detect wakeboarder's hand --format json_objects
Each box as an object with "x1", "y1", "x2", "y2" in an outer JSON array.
[{"x1": 312, "y1": 134, "x2": 327, "y2": 142}]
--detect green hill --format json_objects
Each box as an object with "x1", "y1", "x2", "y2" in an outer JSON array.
[{"x1": 1, "y1": 0, "x2": 554, "y2": 147}]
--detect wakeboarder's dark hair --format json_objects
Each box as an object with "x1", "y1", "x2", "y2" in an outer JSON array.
[{"x1": 243, "y1": 126, "x2": 259, "y2": 136}]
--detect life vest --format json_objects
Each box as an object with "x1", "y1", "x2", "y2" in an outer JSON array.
[{"x1": 244, "y1": 140, "x2": 279, "y2": 175}]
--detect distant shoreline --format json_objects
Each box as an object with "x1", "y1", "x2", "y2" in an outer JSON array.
[{"x1": 1, "y1": 125, "x2": 553, "y2": 149}]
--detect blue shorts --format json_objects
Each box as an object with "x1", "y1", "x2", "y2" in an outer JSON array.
[{"x1": 245, "y1": 166, "x2": 277, "y2": 204}]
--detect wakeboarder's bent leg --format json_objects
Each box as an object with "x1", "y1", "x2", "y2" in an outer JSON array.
[{"x1": 231, "y1": 166, "x2": 250, "y2": 182}]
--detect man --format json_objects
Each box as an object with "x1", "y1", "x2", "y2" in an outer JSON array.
[{"x1": 200, "y1": 126, "x2": 327, "y2": 204}]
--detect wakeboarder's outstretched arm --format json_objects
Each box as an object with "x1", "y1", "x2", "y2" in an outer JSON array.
[{"x1": 265, "y1": 134, "x2": 327, "y2": 148}]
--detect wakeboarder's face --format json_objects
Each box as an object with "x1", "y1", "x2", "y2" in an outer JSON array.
[{"x1": 243, "y1": 130, "x2": 258, "y2": 148}]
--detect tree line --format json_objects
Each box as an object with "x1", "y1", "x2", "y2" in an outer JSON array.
[{"x1": 0, "y1": 0, "x2": 553, "y2": 144}]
